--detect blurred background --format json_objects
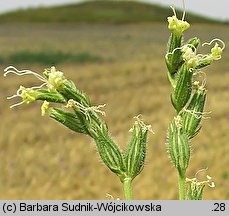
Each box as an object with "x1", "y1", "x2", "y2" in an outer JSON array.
[{"x1": 0, "y1": 0, "x2": 228, "y2": 199}]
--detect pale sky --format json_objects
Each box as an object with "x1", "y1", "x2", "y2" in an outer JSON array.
[{"x1": 0, "y1": 0, "x2": 229, "y2": 21}]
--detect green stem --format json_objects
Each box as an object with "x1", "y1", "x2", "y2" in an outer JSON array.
[
  {"x1": 178, "y1": 171, "x2": 186, "y2": 200},
  {"x1": 123, "y1": 178, "x2": 132, "y2": 200}
]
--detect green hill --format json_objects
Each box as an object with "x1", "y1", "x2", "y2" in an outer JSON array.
[{"x1": 0, "y1": 0, "x2": 218, "y2": 24}]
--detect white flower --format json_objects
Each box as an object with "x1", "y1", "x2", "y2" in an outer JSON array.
[
  {"x1": 168, "y1": 16, "x2": 190, "y2": 35},
  {"x1": 6, "y1": 86, "x2": 37, "y2": 108},
  {"x1": 4, "y1": 66, "x2": 65, "y2": 92},
  {"x1": 186, "y1": 169, "x2": 215, "y2": 188},
  {"x1": 202, "y1": 38, "x2": 225, "y2": 61},
  {"x1": 47, "y1": 66, "x2": 65, "y2": 91},
  {"x1": 4, "y1": 66, "x2": 66, "y2": 108},
  {"x1": 211, "y1": 43, "x2": 223, "y2": 60},
  {"x1": 182, "y1": 45, "x2": 198, "y2": 68},
  {"x1": 167, "y1": 7, "x2": 190, "y2": 35}
]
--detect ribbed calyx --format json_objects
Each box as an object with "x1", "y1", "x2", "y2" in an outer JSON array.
[
  {"x1": 167, "y1": 117, "x2": 190, "y2": 174},
  {"x1": 124, "y1": 117, "x2": 151, "y2": 180},
  {"x1": 165, "y1": 7, "x2": 224, "y2": 199},
  {"x1": 4, "y1": 65, "x2": 151, "y2": 193}
]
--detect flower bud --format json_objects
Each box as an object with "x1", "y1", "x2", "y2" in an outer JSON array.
[
  {"x1": 181, "y1": 87, "x2": 206, "y2": 138},
  {"x1": 186, "y1": 174, "x2": 215, "y2": 200},
  {"x1": 50, "y1": 108, "x2": 88, "y2": 134},
  {"x1": 35, "y1": 89, "x2": 66, "y2": 104},
  {"x1": 187, "y1": 37, "x2": 200, "y2": 50},
  {"x1": 166, "y1": 8, "x2": 190, "y2": 77},
  {"x1": 124, "y1": 118, "x2": 151, "y2": 180},
  {"x1": 166, "y1": 32, "x2": 183, "y2": 76},
  {"x1": 59, "y1": 80, "x2": 91, "y2": 107},
  {"x1": 195, "y1": 55, "x2": 213, "y2": 69},
  {"x1": 171, "y1": 64, "x2": 193, "y2": 113},
  {"x1": 94, "y1": 123, "x2": 126, "y2": 180},
  {"x1": 167, "y1": 117, "x2": 190, "y2": 174},
  {"x1": 195, "y1": 42, "x2": 224, "y2": 69},
  {"x1": 186, "y1": 180, "x2": 205, "y2": 200}
]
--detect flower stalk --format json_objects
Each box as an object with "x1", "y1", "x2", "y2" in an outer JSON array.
[
  {"x1": 178, "y1": 171, "x2": 186, "y2": 200},
  {"x1": 123, "y1": 178, "x2": 132, "y2": 200},
  {"x1": 165, "y1": 7, "x2": 224, "y2": 199}
]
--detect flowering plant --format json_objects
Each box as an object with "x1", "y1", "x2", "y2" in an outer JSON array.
[
  {"x1": 4, "y1": 66, "x2": 152, "y2": 200},
  {"x1": 165, "y1": 7, "x2": 224, "y2": 199},
  {"x1": 4, "y1": 6, "x2": 224, "y2": 200}
]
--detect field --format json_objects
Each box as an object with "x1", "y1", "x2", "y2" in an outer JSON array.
[{"x1": 0, "y1": 22, "x2": 229, "y2": 199}]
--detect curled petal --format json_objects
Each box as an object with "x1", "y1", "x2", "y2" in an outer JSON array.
[
  {"x1": 202, "y1": 38, "x2": 225, "y2": 50},
  {"x1": 4, "y1": 66, "x2": 47, "y2": 82}
]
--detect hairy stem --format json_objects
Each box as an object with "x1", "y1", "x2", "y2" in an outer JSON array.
[{"x1": 123, "y1": 178, "x2": 132, "y2": 200}]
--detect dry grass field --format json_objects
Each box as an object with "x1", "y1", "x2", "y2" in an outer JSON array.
[{"x1": 0, "y1": 22, "x2": 228, "y2": 199}]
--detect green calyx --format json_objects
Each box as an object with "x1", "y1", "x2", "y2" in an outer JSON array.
[
  {"x1": 186, "y1": 181, "x2": 205, "y2": 200},
  {"x1": 20, "y1": 86, "x2": 66, "y2": 105},
  {"x1": 50, "y1": 107, "x2": 89, "y2": 134},
  {"x1": 94, "y1": 123, "x2": 126, "y2": 180},
  {"x1": 166, "y1": 32, "x2": 183, "y2": 78},
  {"x1": 35, "y1": 89, "x2": 67, "y2": 104},
  {"x1": 186, "y1": 174, "x2": 215, "y2": 200},
  {"x1": 167, "y1": 117, "x2": 190, "y2": 174},
  {"x1": 59, "y1": 80, "x2": 91, "y2": 107},
  {"x1": 124, "y1": 118, "x2": 151, "y2": 180},
  {"x1": 181, "y1": 87, "x2": 207, "y2": 138},
  {"x1": 171, "y1": 64, "x2": 193, "y2": 113},
  {"x1": 187, "y1": 37, "x2": 200, "y2": 50}
]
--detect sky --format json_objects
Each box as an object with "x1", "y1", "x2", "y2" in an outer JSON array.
[{"x1": 0, "y1": 0, "x2": 229, "y2": 21}]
